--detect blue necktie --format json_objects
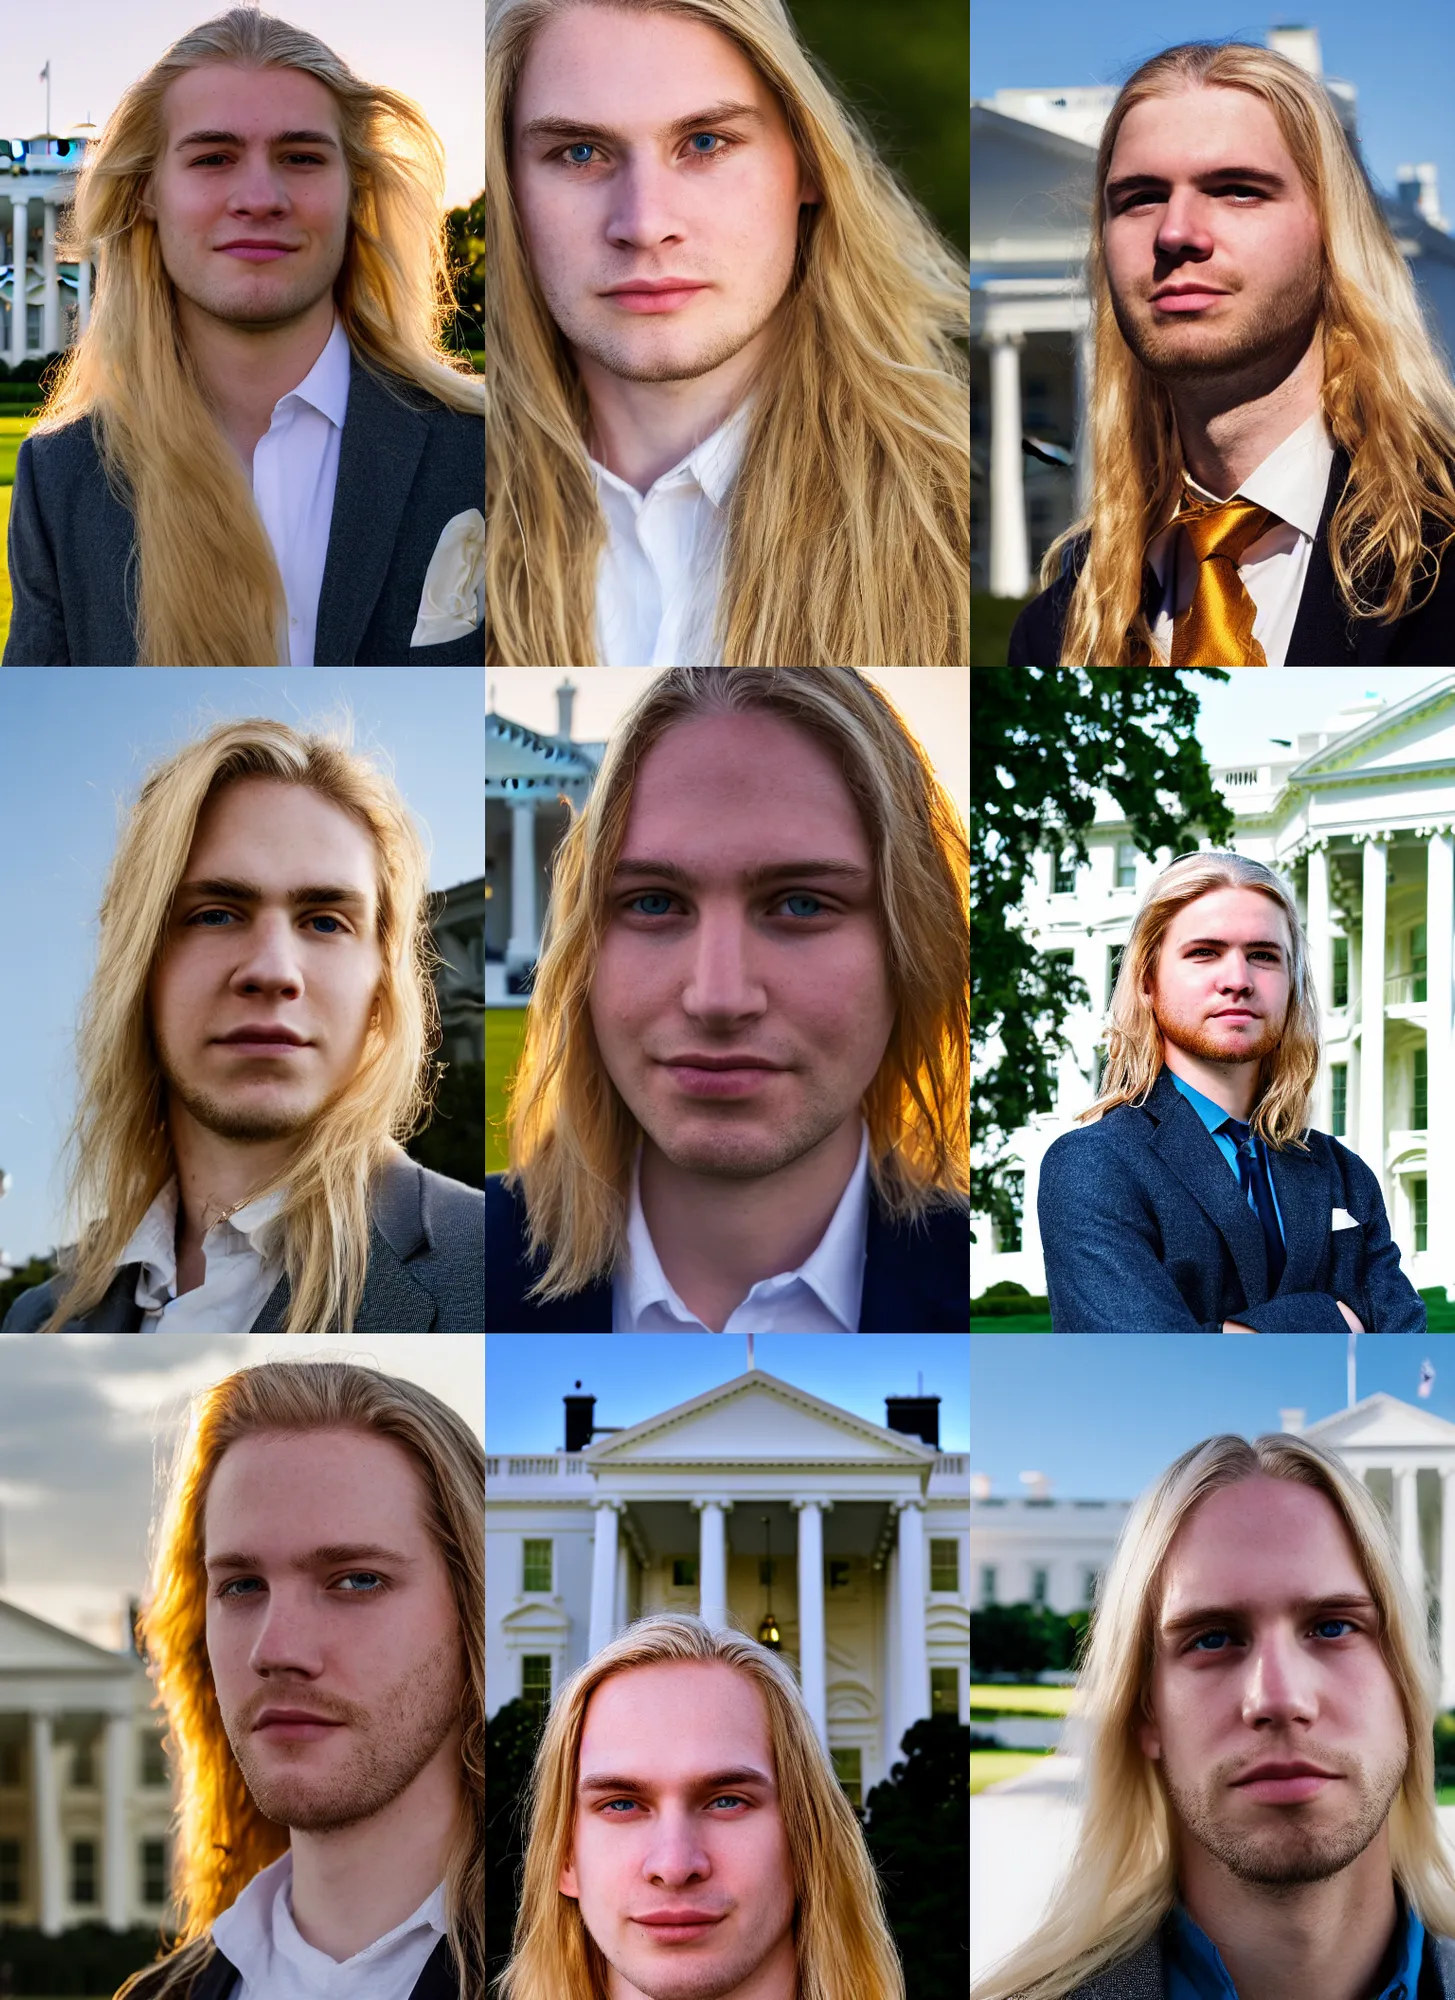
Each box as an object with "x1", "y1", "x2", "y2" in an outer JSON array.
[{"x1": 1220, "y1": 1116, "x2": 1286, "y2": 1293}]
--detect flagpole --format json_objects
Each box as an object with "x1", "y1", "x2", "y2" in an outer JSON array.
[
  {"x1": 41, "y1": 62, "x2": 51, "y2": 139},
  {"x1": 1347, "y1": 1329, "x2": 1357, "y2": 1410}
]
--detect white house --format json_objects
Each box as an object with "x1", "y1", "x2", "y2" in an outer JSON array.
[
  {"x1": 972, "y1": 678, "x2": 1455, "y2": 1302},
  {"x1": 486, "y1": 1367, "x2": 970, "y2": 1801},
  {"x1": 2, "y1": 133, "x2": 96, "y2": 364},
  {"x1": 0, "y1": 1597, "x2": 175, "y2": 1934}
]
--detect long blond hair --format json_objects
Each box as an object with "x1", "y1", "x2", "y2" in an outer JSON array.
[
  {"x1": 1077, "y1": 850, "x2": 1320, "y2": 1149},
  {"x1": 40, "y1": 7, "x2": 484, "y2": 668},
  {"x1": 42, "y1": 717, "x2": 441, "y2": 1334},
  {"x1": 1044, "y1": 40, "x2": 1455, "y2": 667},
  {"x1": 504, "y1": 667, "x2": 970, "y2": 1299},
  {"x1": 972, "y1": 1431, "x2": 1455, "y2": 2000},
  {"x1": 115, "y1": 1359, "x2": 484, "y2": 2000},
  {"x1": 485, "y1": 0, "x2": 969, "y2": 667},
  {"x1": 497, "y1": 1613, "x2": 904, "y2": 2000}
]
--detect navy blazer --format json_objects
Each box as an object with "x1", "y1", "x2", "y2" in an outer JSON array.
[
  {"x1": 1067, "y1": 1920, "x2": 1455, "y2": 2000},
  {"x1": 1006, "y1": 449, "x2": 1455, "y2": 665},
  {"x1": 1037, "y1": 1067, "x2": 1425, "y2": 1333},
  {"x1": 1, "y1": 1153, "x2": 485, "y2": 1332},
  {"x1": 485, "y1": 1172, "x2": 969, "y2": 1330},
  {"x1": 120, "y1": 1934, "x2": 460, "y2": 2000},
  {"x1": 3, "y1": 358, "x2": 484, "y2": 665}
]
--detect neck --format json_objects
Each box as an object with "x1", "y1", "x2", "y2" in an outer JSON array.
[
  {"x1": 1168, "y1": 324, "x2": 1324, "y2": 498},
  {"x1": 1178, "y1": 1830, "x2": 1399, "y2": 2000},
  {"x1": 176, "y1": 290, "x2": 337, "y2": 468},
  {"x1": 168, "y1": 1105, "x2": 301, "y2": 1293},
  {"x1": 576, "y1": 321, "x2": 769, "y2": 494},
  {"x1": 638, "y1": 1115, "x2": 862, "y2": 1332},
  {"x1": 1161, "y1": 1041, "x2": 1261, "y2": 1124}
]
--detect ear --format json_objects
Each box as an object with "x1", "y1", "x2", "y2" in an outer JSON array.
[
  {"x1": 798, "y1": 168, "x2": 822, "y2": 208},
  {"x1": 559, "y1": 1856, "x2": 579, "y2": 1899},
  {"x1": 1138, "y1": 1712, "x2": 1162, "y2": 1763}
]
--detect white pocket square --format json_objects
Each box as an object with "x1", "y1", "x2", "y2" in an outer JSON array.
[
  {"x1": 410, "y1": 507, "x2": 485, "y2": 647},
  {"x1": 1331, "y1": 1207, "x2": 1360, "y2": 1232}
]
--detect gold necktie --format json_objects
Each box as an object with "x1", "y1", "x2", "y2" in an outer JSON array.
[{"x1": 1169, "y1": 489, "x2": 1277, "y2": 667}]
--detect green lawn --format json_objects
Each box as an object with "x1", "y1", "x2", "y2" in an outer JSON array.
[
  {"x1": 0, "y1": 483, "x2": 11, "y2": 656},
  {"x1": 972, "y1": 1314, "x2": 1053, "y2": 1331},
  {"x1": 971, "y1": 1748, "x2": 1051, "y2": 1794},
  {"x1": 971, "y1": 1682, "x2": 1077, "y2": 1717},
  {"x1": 0, "y1": 410, "x2": 36, "y2": 485},
  {"x1": 486, "y1": 1006, "x2": 529, "y2": 1174}
]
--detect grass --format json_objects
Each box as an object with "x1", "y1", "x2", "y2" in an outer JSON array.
[
  {"x1": 486, "y1": 1006, "x2": 529, "y2": 1175},
  {"x1": 0, "y1": 411, "x2": 37, "y2": 485},
  {"x1": 971, "y1": 1683, "x2": 1077, "y2": 1717},
  {"x1": 1440, "y1": 1786, "x2": 1455, "y2": 1806},
  {"x1": 971, "y1": 1748, "x2": 1052, "y2": 1794},
  {"x1": 972, "y1": 1314, "x2": 1053, "y2": 1331},
  {"x1": 0, "y1": 484, "x2": 11, "y2": 655}
]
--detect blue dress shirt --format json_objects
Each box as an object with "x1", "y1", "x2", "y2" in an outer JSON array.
[
  {"x1": 1165, "y1": 1898, "x2": 1426, "y2": 2000},
  {"x1": 1170, "y1": 1072, "x2": 1286, "y2": 1245}
]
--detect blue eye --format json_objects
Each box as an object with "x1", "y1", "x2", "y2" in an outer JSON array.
[
  {"x1": 782, "y1": 894, "x2": 824, "y2": 918},
  {"x1": 566, "y1": 143, "x2": 596, "y2": 166},
  {"x1": 629, "y1": 892, "x2": 676, "y2": 917},
  {"x1": 690, "y1": 133, "x2": 720, "y2": 153}
]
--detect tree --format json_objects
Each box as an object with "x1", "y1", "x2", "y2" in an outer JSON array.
[
  {"x1": 486, "y1": 1696, "x2": 545, "y2": 1993},
  {"x1": 972, "y1": 668, "x2": 1236, "y2": 1238},
  {"x1": 406, "y1": 1060, "x2": 485, "y2": 1189},
  {"x1": 969, "y1": 1602, "x2": 1090, "y2": 1678},
  {"x1": 861, "y1": 1716, "x2": 970, "y2": 2000},
  {"x1": 444, "y1": 194, "x2": 485, "y2": 353}
]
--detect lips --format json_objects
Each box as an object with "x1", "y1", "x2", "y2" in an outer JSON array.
[{"x1": 215, "y1": 1026, "x2": 308, "y2": 1046}]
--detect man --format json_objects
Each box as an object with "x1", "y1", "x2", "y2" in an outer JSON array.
[
  {"x1": 486, "y1": 668, "x2": 969, "y2": 1331},
  {"x1": 5, "y1": 8, "x2": 484, "y2": 667},
  {"x1": 497, "y1": 1614, "x2": 905, "y2": 1999},
  {"x1": 488, "y1": 0, "x2": 970, "y2": 667},
  {"x1": 973, "y1": 1431, "x2": 1455, "y2": 2000},
  {"x1": 1007, "y1": 40, "x2": 1455, "y2": 667},
  {"x1": 117, "y1": 1357, "x2": 481, "y2": 1998},
  {"x1": 2, "y1": 719, "x2": 483, "y2": 1332},
  {"x1": 1037, "y1": 852, "x2": 1423, "y2": 1331}
]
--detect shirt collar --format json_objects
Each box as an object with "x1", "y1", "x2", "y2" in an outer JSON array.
[
  {"x1": 1168, "y1": 1070, "x2": 1246, "y2": 1136},
  {"x1": 1181, "y1": 409, "x2": 1335, "y2": 545},
  {"x1": 1167, "y1": 1895, "x2": 1424, "y2": 2000},
  {"x1": 271, "y1": 313, "x2": 352, "y2": 431},
  {"x1": 115, "y1": 1178, "x2": 287, "y2": 1306},
  {"x1": 621, "y1": 1120, "x2": 870, "y2": 1330},
  {"x1": 590, "y1": 396, "x2": 752, "y2": 511},
  {"x1": 211, "y1": 1849, "x2": 447, "y2": 1984}
]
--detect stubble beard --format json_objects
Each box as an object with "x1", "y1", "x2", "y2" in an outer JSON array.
[
  {"x1": 1162, "y1": 1743, "x2": 1405, "y2": 1888},
  {"x1": 1152, "y1": 996, "x2": 1285, "y2": 1072},
  {"x1": 1108, "y1": 254, "x2": 1323, "y2": 393}
]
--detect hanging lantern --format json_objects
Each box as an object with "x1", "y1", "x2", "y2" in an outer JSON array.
[{"x1": 757, "y1": 1513, "x2": 782, "y2": 1651}]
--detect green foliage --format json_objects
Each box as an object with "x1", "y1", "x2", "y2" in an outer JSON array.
[
  {"x1": 486, "y1": 1696, "x2": 546, "y2": 1994},
  {"x1": 970, "y1": 1285, "x2": 1050, "y2": 1316},
  {"x1": 970, "y1": 1602, "x2": 1090, "y2": 1678},
  {"x1": 0, "y1": 1256, "x2": 56, "y2": 1326},
  {"x1": 786, "y1": 0, "x2": 968, "y2": 254},
  {"x1": 861, "y1": 1716, "x2": 970, "y2": 2000},
  {"x1": 486, "y1": 1009, "x2": 528, "y2": 1175},
  {"x1": 1435, "y1": 1711, "x2": 1455, "y2": 1784},
  {"x1": 0, "y1": 1923, "x2": 178, "y2": 1995},
  {"x1": 406, "y1": 1059, "x2": 485, "y2": 1189},
  {"x1": 972, "y1": 669, "x2": 1236, "y2": 1239},
  {"x1": 971, "y1": 592, "x2": 1033, "y2": 667},
  {"x1": 444, "y1": 193, "x2": 485, "y2": 353}
]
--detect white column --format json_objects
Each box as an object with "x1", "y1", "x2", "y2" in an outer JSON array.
[
  {"x1": 1441, "y1": 1469, "x2": 1455, "y2": 1709},
  {"x1": 1396, "y1": 1465, "x2": 1425, "y2": 1617},
  {"x1": 792, "y1": 1499, "x2": 830, "y2": 1749},
  {"x1": 506, "y1": 798, "x2": 538, "y2": 971},
  {"x1": 103, "y1": 1712, "x2": 130, "y2": 1930},
  {"x1": 588, "y1": 1500, "x2": 625, "y2": 1656},
  {"x1": 1427, "y1": 832, "x2": 1454, "y2": 1277},
  {"x1": 1360, "y1": 838, "x2": 1389, "y2": 1188},
  {"x1": 10, "y1": 195, "x2": 30, "y2": 367},
  {"x1": 77, "y1": 253, "x2": 92, "y2": 335},
  {"x1": 894, "y1": 1500, "x2": 930, "y2": 1759},
  {"x1": 41, "y1": 198, "x2": 58, "y2": 355},
  {"x1": 1073, "y1": 321, "x2": 1096, "y2": 517},
  {"x1": 615, "y1": 1538, "x2": 630, "y2": 1634},
  {"x1": 693, "y1": 1498, "x2": 732, "y2": 1631},
  {"x1": 30, "y1": 1708, "x2": 63, "y2": 1936},
  {"x1": 1307, "y1": 843, "x2": 1332, "y2": 1133},
  {"x1": 988, "y1": 331, "x2": 1030, "y2": 598}
]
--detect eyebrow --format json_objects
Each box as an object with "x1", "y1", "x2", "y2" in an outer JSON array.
[
  {"x1": 1160, "y1": 1593, "x2": 1378, "y2": 1642},
  {"x1": 578, "y1": 1764, "x2": 775, "y2": 1797},
  {"x1": 520, "y1": 100, "x2": 767, "y2": 150},
  {"x1": 204, "y1": 1541, "x2": 413, "y2": 1574},
  {"x1": 1106, "y1": 165, "x2": 1289, "y2": 205},
  {"x1": 1180, "y1": 936, "x2": 1286, "y2": 954},
  {"x1": 175, "y1": 876, "x2": 371, "y2": 912},
  {"x1": 611, "y1": 857, "x2": 871, "y2": 890},
  {"x1": 175, "y1": 128, "x2": 340, "y2": 152}
]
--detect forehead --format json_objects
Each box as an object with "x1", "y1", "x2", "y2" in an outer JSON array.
[
  {"x1": 578, "y1": 1660, "x2": 775, "y2": 1775},
  {"x1": 1108, "y1": 84, "x2": 1300, "y2": 185},
  {"x1": 184, "y1": 777, "x2": 378, "y2": 891},
  {"x1": 1158, "y1": 1475, "x2": 1369, "y2": 1624},
  {"x1": 1163, "y1": 884, "x2": 1290, "y2": 947},
  {"x1": 202, "y1": 1428, "x2": 429, "y2": 1553},
  {"x1": 161, "y1": 61, "x2": 342, "y2": 143},
  {"x1": 514, "y1": 2, "x2": 776, "y2": 134}
]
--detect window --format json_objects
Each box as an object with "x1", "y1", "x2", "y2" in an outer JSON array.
[
  {"x1": 0, "y1": 1738, "x2": 23, "y2": 1787},
  {"x1": 521, "y1": 1655, "x2": 552, "y2": 1721},
  {"x1": 140, "y1": 1838, "x2": 168, "y2": 1907},
  {"x1": 1413, "y1": 1046, "x2": 1428, "y2": 1131},
  {"x1": 997, "y1": 1170, "x2": 1024, "y2": 1255},
  {"x1": 139, "y1": 1733, "x2": 168, "y2": 1787},
  {"x1": 1030, "y1": 1566, "x2": 1049, "y2": 1607},
  {"x1": 1332, "y1": 934, "x2": 1349, "y2": 1009},
  {"x1": 831, "y1": 1747, "x2": 862, "y2": 1808},
  {"x1": 826, "y1": 1560, "x2": 851, "y2": 1591},
  {"x1": 1412, "y1": 922, "x2": 1428, "y2": 1003},
  {"x1": 522, "y1": 1538, "x2": 553, "y2": 1592},
  {"x1": 673, "y1": 1558, "x2": 699, "y2": 1588},
  {"x1": 930, "y1": 1667, "x2": 960, "y2": 1718},
  {"x1": 71, "y1": 1738, "x2": 96, "y2": 1789},
  {"x1": 71, "y1": 1839, "x2": 98, "y2": 1906},
  {"x1": 979, "y1": 1564, "x2": 998, "y2": 1606},
  {"x1": 0, "y1": 1838, "x2": 20, "y2": 1906},
  {"x1": 1415, "y1": 1177, "x2": 1429, "y2": 1255},
  {"x1": 1115, "y1": 841, "x2": 1138, "y2": 889},
  {"x1": 1331, "y1": 1063, "x2": 1348, "y2": 1138},
  {"x1": 1053, "y1": 851, "x2": 1076, "y2": 894},
  {"x1": 929, "y1": 1539, "x2": 960, "y2": 1592}
]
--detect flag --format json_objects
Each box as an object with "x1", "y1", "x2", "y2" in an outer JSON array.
[
  {"x1": 39, "y1": 61, "x2": 50, "y2": 83},
  {"x1": 1420, "y1": 1359, "x2": 1437, "y2": 1400}
]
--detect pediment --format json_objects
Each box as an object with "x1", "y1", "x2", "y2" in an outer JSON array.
[
  {"x1": 486, "y1": 713, "x2": 596, "y2": 789},
  {"x1": 583, "y1": 1371, "x2": 936, "y2": 1468},
  {"x1": 0, "y1": 1598, "x2": 134, "y2": 1674},
  {"x1": 500, "y1": 1601, "x2": 570, "y2": 1639},
  {"x1": 1303, "y1": 1393, "x2": 1455, "y2": 1451},
  {"x1": 1291, "y1": 679, "x2": 1455, "y2": 781}
]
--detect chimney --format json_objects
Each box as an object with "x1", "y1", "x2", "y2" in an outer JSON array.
[
  {"x1": 565, "y1": 1392, "x2": 596, "y2": 1453},
  {"x1": 885, "y1": 1395, "x2": 940, "y2": 1447},
  {"x1": 556, "y1": 677, "x2": 577, "y2": 741},
  {"x1": 1279, "y1": 1408, "x2": 1307, "y2": 1436},
  {"x1": 1267, "y1": 24, "x2": 1322, "y2": 77}
]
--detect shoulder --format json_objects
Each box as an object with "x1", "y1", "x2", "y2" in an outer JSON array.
[
  {"x1": 485, "y1": 1172, "x2": 528, "y2": 1253},
  {"x1": 1064, "y1": 1927, "x2": 1164, "y2": 2000},
  {"x1": 1006, "y1": 537, "x2": 1087, "y2": 666},
  {"x1": 413, "y1": 1161, "x2": 487, "y2": 1236},
  {"x1": 351, "y1": 361, "x2": 483, "y2": 436},
  {"x1": 118, "y1": 1944, "x2": 237, "y2": 2000},
  {"x1": 0, "y1": 1279, "x2": 57, "y2": 1331},
  {"x1": 1041, "y1": 1103, "x2": 1151, "y2": 1173},
  {"x1": 14, "y1": 413, "x2": 104, "y2": 494}
]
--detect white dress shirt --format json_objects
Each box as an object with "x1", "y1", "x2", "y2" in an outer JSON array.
[
  {"x1": 591, "y1": 401, "x2": 750, "y2": 666},
  {"x1": 117, "y1": 1178, "x2": 286, "y2": 1333},
  {"x1": 211, "y1": 1850, "x2": 446, "y2": 2000},
  {"x1": 1146, "y1": 411, "x2": 1336, "y2": 666},
  {"x1": 612, "y1": 1122, "x2": 870, "y2": 1332},
  {"x1": 251, "y1": 315, "x2": 352, "y2": 667}
]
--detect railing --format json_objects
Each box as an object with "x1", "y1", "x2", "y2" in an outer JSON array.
[
  {"x1": 486, "y1": 1453, "x2": 589, "y2": 1480},
  {"x1": 1385, "y1": 972, "x2": 1428, "y2": 1005},
  {"x1": 933, "y1": 1454, "x2": 967, "y2": 1475}
]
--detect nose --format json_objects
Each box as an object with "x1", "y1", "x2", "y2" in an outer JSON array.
[
  {"x1": 1215, "y1": 955, "x2": 1256, "y2": 995},
  {"x1": 606, "y1": 153, "x2": 687, "y2": 252},
  {"x1": 1240, "y1": 1626, "x2": 1319, "y2": 1731},
  {"x1": 226, "y1": 151, "x2": 291, "y2": 215},
  {"x1": 679, "y1": 905, "x2": 768, "y2": 1025},
  {"x1": 246, "y1": 1586, "x2": 326, "y2": 1679},
  {"x1": 642, "y1": 1808, "x2": 712, "y2": 1888},
  {"x1": 1154, "y1": 190, "x2": 1216, "y2": 266},
  {"x1": 228, "y1": 913, "x2": 305, "y2": 999}
]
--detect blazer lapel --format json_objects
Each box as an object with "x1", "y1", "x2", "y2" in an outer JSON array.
[
  {"x1": 1263, "y1": 1142, "x2": 1334, "y2": 1297},
  {"x1": 1286, "y1": 451, "x2": 1360, "y2": 664},
  {"x1": 86, "y1": 1266, "x2": 146, "y2": 1331},
  {"x1": 409, "y1": 1938, "x2": 458, "y2": 1999},
  {"x1": 247, "y1": 1236, "x2": 436, "y2": 1331},
  {"x1": 313, "y1": 364, "x2": 430, "y2": 666},
  {"x1": 1145, "y1": 1077, "x2": 1269, "y2": 1306}
]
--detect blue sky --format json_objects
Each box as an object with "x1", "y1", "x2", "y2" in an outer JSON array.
[
  {"x1": 0, "y1": 669, "x2": 482, "y2": 1263},
  {"x1": 971, "y1": 1333, "x2": 1446, "y2": 1499},
  {"x1": 1190, "y1": 669, "x2": 1449, "y2": 765},
  {"x1": 972, "y1": 0, "x2": 1455, "y2": 237},
  {"x1": 485, "y1": 1334, "x2": 970, "y2": 1454}
]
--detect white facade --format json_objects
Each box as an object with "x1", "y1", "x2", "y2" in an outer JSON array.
[
  {"x1": 2, "y1": 135, "x2": 96, "y2": 364},
  {"x1": 486, "y1": 1369, "x2": 971, "y2": 1796},
  {"x1": 0, "y1": 1598, "x2": 175, "y2": 1934},
  {"x1": 972, "y1": 680, "x2": 1455, "y2": 1302}
]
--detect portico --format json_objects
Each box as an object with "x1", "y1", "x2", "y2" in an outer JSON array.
[
  {"x1": 2, "y1": 138, "x2": 95, "y2": 365},
  {"x1": 485, "y1": 680, "x2": 603, "y2": 987}
]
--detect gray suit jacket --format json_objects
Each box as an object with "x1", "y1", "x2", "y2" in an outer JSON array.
[
  {"x1": 1068, "y1": 1922, "x2": 1455, "y2": 1997},
  {"x1": 3, "y1": 358, "x2": 483, "y2": 665},
  {"x1": 0, "y1": 1154, "x2": 484, "y2": 1332}
]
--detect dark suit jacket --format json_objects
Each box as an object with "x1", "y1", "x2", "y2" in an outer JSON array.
[
  {"x1": 485, "y1": 1172, "x2": 970, "y2": 1330},
  {"x1": 3, "y1": 358, "x2": 484, "y2": 665},
  {"x1": 1037, "y1": 1067, "x2": 1425, "y2": 1333},
  {"x1": 120, "y1": 1933, "x2": 460, "y2": 2000},
  {"x1": 1067, "y1": 1920, "x2": 1455, "y2": 1999},
  {"x1": 1, "y1": 1153, "x2": 485, "y2": 1332},
  {"x1": 1006, "y1": 449, "x2": 1455, "y2": 665}
]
